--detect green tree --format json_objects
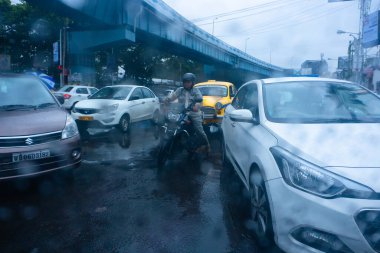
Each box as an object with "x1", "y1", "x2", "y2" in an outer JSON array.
[{"x1": 0, "y1": 0, "x2": 65, "y2": 73}]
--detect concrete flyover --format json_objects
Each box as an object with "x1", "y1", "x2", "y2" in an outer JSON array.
[{"x1": 26, "y1": 0, "x2": 284, "y2": 84}]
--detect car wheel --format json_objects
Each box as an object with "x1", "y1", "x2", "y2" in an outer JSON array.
[
  {"x1": 248, "y1": 168, "x2": 274, "y2": 248},
  {"x1": 119, "y1": 114, "x2": 130, "y2": 133},
  {"x1": 221, "y1": 135, "x2": 231, "y2": 166},
  {"x1": 152, "y1": 110, "x2": 160, "y2": 125}
]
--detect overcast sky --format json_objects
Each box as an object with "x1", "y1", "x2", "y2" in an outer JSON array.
[{"x1": 164, "y1": 0, "x2": 380, "y2": 71}]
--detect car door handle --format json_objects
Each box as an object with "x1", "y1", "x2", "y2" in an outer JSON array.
[
  {"x1": 142, "y1": 101, "x2": 146, "y2": 104},
  {"x1": 231, "y1": 122, "x2": 236, "y2": 127}
]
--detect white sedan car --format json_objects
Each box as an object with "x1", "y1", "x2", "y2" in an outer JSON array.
[
  {"x1": 55, "y1": 85, "x2": 99, "y2": 109},
  {"x1": 71, "y1": 85, "x2": 160, "y2": 132},
  {"x1": 221, "y1": 77, "x2": 380, "y2": 253}
]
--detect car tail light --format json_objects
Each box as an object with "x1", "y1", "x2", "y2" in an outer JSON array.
[{"x1": 63, "y1": 94, "x2": 71, "y2": 99}]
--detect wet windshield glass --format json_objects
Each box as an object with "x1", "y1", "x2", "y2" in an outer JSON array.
[
  {"x1": 58, "y1": 86, "x2": 74, "y2": 92},
  {"x1": 197, "y1": 86, "x2": 228, "y2": 97},
  {"x1": 90, "y1": 86, "x2": 132, "y2": 100},
  {"x1": 0, "y1": 77, "x2": 57, "y2": 109},
  {"x1": 2, "y1": 1, "x2": 380, "y2": 253},
  {"x1": 264, "y1": 81, "x2": 380, "y2": 123}
]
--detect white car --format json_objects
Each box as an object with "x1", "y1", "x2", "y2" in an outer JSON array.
[
  {"x1": 71, "y1": 85, "x2": 160, "y2": 133},
  {"x1": 221, "y1": 77, "x2": 380, "y2": 253},
  {"x1": 55, "y1": 85, "x2": 99, "y2": 109}
]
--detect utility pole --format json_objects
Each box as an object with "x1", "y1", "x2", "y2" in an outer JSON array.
[{"x1": 358, "y1": 0, "x2": 371, "y2": 84}]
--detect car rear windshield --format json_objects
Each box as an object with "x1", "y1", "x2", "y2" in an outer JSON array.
[
  {"x1": 58, "y1": 86, "x2": 74, "y2": 92},
  {"x1": 90, "y1": 86, "x2": 132, "y2": 100},
  {"x1": 197, "y1": 85, "x2": 227, "y2": 97},
  {"x1": 0, "y1": 77, "x2": 57, "y2": 110},
  {"x1": 263, "y1": 81, "x2": 380, "y2": 123}
]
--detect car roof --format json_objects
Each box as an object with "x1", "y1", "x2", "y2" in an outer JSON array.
[
  {"x1": 103, "y1": 84, "x2": 143, "y2": 88},
  {"x1": 258, "y1": 77, "x2": 353, "y2": 85},
  {"x1": 195, "y1": 80, "x2": 234, "y2": 87},
  {"x1": 61, "y1": 85, "x2": 97, "y2": 88}
]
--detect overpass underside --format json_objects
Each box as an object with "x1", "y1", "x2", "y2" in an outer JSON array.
[{"x1": 26, "y1": 0, "x2": 283, "y2": 85}]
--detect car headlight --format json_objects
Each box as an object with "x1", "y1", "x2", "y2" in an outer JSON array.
[
  {"x1": 62, "y1": 114, "x2": 79, "y2": 139},
  {"x1": 270, "y1": 147, "x2": 375, "y2": 199},
  {"x1": 99, "y1": 104, "x2": 119, "y2": 114},
  {"x1": 72, "y1": 106, "x2": 77, "y2": 113},
  {"x1": 215, "y1": 102, "x2": 223, "y2": 110}
]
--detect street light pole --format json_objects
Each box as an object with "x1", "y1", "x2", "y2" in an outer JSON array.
[
  {"x1": 337, "y1": 30, "x2": 361, "y2": 83},
  {"x1": 244, "y1": 37, "x2": 250, "y2": 53},
  {"x1": 212, "y1": 17, "x2": 218, "y2": 36},
  {"x1": 59, "y1": 28, "x2": 63, "y2": 87}
]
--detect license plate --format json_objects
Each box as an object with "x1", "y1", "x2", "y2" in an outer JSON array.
[
  {"x1": 12, "y1": 150, "x2": 50, "y2": 163},
  {"x1": 79, "y1": 116, "x2": 93, "y2": 121}
]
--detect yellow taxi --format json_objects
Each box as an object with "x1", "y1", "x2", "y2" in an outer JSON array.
[{"x1": 194, "y1": 80, "x2": 236, "y2": 126}]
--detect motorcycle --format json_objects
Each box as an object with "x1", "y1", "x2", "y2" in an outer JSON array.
[{"x1": 157, "y1": 102, "x2": 205, "y2": 170}]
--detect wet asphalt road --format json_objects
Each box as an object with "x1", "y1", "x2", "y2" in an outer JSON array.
[{"x1": 0, "y1": 122, "x2": 283, "y2": 253}]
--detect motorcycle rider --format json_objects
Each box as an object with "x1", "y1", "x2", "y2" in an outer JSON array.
[{"x1": 164, "y1": 73, "x2": 210, "y2": 154}]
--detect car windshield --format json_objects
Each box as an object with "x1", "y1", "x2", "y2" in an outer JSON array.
[
  {"x1": 0, "y1": 77, "x2": 57, "y2": 109},
  {"x1": 197, "y1": 85, "x2": 228, "y2": 97},
  {"x1": 3, "y1": 1, "x2": 380, "y2": 253},
  {"x1": 90, "y1": 86, "x2": 132, "y2": 100},
  {"x1": 263, "y1": 81, "x2": 380, "y2": 123}
]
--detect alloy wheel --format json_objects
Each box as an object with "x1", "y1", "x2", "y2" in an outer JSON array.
[{"x1": 250, "y1": 183, "x2": 269, "y2": 236}]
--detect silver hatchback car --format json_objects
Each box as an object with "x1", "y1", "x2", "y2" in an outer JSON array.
[{"x1": 221, "y1": 77, "x2": 380, "y2": 253}]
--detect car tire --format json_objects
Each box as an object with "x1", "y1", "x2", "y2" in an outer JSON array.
[
  {"x1": 221, "y1": 134, "x2": 231, "y2": 167},
  {"x1": 248, "y1": 167, "x2": 274, "y2": 248},
  {"x1": 119, "y1": 114, "x2": 130, "y2": 133}
]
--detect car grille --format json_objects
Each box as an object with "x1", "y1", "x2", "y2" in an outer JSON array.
[
  {"x1": 76, "y1": 108, "x2": 99, "y2": 115},
  {"x1": 201, "y1": 106, "x2": 216, "y2": 119},
  {"x1": 355, "y1": 209, "x2": 380, "y2": 252},
  {"x1": 0, "y1": 131, "x2": 62, "y2": 147}
]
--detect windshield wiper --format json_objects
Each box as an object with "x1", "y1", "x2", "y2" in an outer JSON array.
[
  {"x1": 34, "y1": 103, "x2": 57, "y2": 109},
  {"x1": 0, "y1": 104, "x2": 35, "y2": 111}
]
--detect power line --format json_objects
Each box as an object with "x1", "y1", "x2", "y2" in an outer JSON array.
[
  {"x1": 250, "y1": 4, "x2": 353, "y2": 35},
  {"x1": 216, "y1": 3, "x2": 352, "y2": 37},
  {"x1": 235, "y1": 3, "x2": 326, "y2": 34},
  {"x1": 191, "y1": 0, "x2": 293, "y2": 22},
  {"x1": 196, "y1": 0, "x2": 304, "y2": 26}
]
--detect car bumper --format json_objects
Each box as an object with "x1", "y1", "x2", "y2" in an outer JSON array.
[
  {"x1": 0, "y1": 135, "x2": 81, "y2": 180},
  {"x1": 268, "y1": 178, "x2": 380, "y2": 253},
  {"x1": 62, "y1": 100, "x2": 73, "y2": 109},
  {"x1": 72, "y1": 112, "x2": 119, "y2": 128},
  {"x1": 202, "y1": 115, "x2": 223, "y2": 125}
]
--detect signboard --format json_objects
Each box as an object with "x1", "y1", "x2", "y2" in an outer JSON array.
[
  {"x1": 53, "y1": 41, "x2": 59, "y2": 63},
  {"x1": 362, "y1": 11, "x2": 380, "y2": 48}
]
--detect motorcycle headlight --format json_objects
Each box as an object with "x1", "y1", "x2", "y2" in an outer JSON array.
[
  {"x1": 99, "y1": 104, "x2": 119, "y2": 114},
  {"x1": 62, "y1": 114, "x2": 79, "y2": 139},
  {"x1": 270, "y1": 147, "x2": 375, "y2": 199},
  {"x1": 215, "y1": 102, "x2": 223, "y2": 110},
  {"x1": 167, "y1": 112, "x2": 180, "y2": 121}
]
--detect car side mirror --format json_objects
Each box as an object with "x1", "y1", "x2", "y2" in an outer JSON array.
[
  {"x1": 129, "y1": 96, "x2": 140, "y2": 101},
  {"x1": 229, "y1": 109, "x2": 259, "y2": 125}
]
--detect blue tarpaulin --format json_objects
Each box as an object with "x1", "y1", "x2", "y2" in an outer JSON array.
[{"x1": 25, "y1": 72, "x2": 56, "y2": 90}]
